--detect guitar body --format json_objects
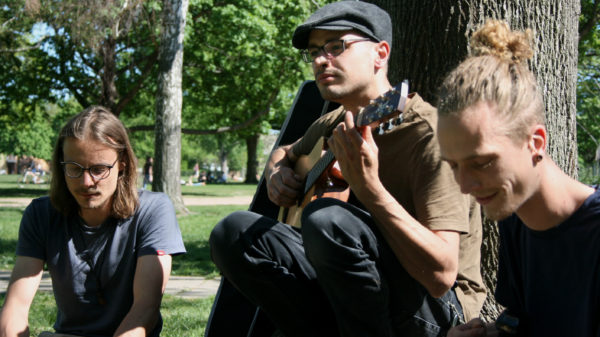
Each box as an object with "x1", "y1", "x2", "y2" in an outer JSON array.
[{"x1": 278, "y1": 137, "x2": 350, "y2": 227}]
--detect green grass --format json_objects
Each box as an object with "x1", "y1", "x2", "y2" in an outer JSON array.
[
  {"x1": 180, "y1": 182, "x2": 257, "y2": 197},
  {"x1": 174, "y1": 205, "x2": 246, "y2": 277},
  {"x1": 0, "y1": 174, "x2": 51, "y2": 198},
  {"x1": 0, "y1": 175, "x2": 257, "y2": 336},
  {"x1": 0, "y1": 292, "x2": 215, "y2": 337}
]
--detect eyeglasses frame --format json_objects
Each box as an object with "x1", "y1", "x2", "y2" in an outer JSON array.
[
  {"x1": 301, "y1": 38, "x2": 373, "y2": 63},
  {"x1": 61, "y1": 158, "x2": 119, "y2": 181}
]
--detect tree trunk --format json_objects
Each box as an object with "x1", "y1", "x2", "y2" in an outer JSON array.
[
  {"x1": 245, "y1": 134, "x2": 259, "y2": 184},
  {"x1": 369, "y1": 0, "x2": 580, "y2": 322},
  {"x1": 154, "y1": 0, "x2": 189, "y2": 214},
  {"x1": 100, "y1": 35, "x2": 119, "y2": 113}
]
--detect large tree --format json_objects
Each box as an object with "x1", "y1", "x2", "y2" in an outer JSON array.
[{"x1": 369, "y1": 0, "x2": 580, "y2": 321}]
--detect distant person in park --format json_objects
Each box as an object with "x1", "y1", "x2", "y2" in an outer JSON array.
[
  {"x1": 142, "y1": 156, "x2": 153, "y2": 190},
  {"x1": 20, "y1": 157, "x2": 44, "y2": 185},
  {"x1": 6, "y1": 154, "x2": 17, "y2": 175},
  {"x1": 210, "y1": 2, "x2": 485, "y2": 336},
  {"x1": 0, "y1": 106, "x2": 186, "y2": 337},
  {"x1": 437, "y1": 20, "x2": 600, "y2": 337},
  {"x1": 187, "y1": 162, "x2": 203, "y2": 186}
]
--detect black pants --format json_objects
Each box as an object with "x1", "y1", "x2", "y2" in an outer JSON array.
[{"x1": 210, "y1": 198, "x2": 463, "y2": 337}]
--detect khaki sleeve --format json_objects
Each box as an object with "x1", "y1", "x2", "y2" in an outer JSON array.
[
  {"x1": 409, "y1": 126, "x2": 470, "y2": 233},
  {"x1": 291, "y1": 106, "x2": 346, "y2": 157}
]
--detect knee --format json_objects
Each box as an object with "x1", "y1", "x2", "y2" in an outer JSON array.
[
  {"x1": 301, "y1": 198, "x2": 355, "y2": 260},
  {"x1": 301, "y1": 198, "x2": 337, "y2": 241},
  {"x1": 209, "y1": 210, "x2": 251, "y2": 268}
]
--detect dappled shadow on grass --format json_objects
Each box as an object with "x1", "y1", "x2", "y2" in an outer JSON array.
[
  {"x1": 171, "y1": 240, "x2": 219, "y2": 278},
  {"x1": 0, "y1": 187, "x2": 49, "y2": 198}
]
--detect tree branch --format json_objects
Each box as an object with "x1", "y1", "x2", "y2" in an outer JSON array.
[
  {"x1": 114, "y1": 49, "x2": 159, "y2": 115},
  {"x1": 577, "y1": 119, "x2": 599, "y2": 147},
  {"x1": 0, "y1": 36, "x2": 50, "y2": 53},
  {"x1": 129, "y1": 82, "x2": 280, "y2": 135}
]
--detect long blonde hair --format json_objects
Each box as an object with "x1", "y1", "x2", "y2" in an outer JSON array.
[
  {"x1": 437, "y1": 20, "x2": 544, "y2": 141},
  {"x1": 50, "y1": 106, "x2": 139, "y2": 218}
]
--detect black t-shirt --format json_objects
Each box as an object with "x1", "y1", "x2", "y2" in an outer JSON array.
[{"x1": 495, "y1": 188, "x2": 600, "y2": 337}]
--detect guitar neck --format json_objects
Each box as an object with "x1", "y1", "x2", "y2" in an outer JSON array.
[{"x1": 303, "y1": 149, "x2": 334, "y2": 196}]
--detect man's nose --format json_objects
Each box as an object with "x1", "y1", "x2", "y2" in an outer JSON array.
[
  {"x1": 457, "y1": 168, "x2": 480, "y2": 195},
  {"x1": 81, "y1": 170, "x2": 97, "y2": 186}
]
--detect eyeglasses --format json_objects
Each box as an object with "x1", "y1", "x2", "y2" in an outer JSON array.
[
  {"x1": 61, "y1": 158, "x2": 119, "y2": 180},
  {"x1": 301, "y1": 38, "x2": 372, "y2": 63}
]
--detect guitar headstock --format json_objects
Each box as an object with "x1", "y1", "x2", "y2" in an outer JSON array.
[{"x1": 356, "y1": 80, "x2": 409, "y2": 134}]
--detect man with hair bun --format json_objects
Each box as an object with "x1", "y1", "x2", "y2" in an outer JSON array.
[
  {"x1": 0, "y1": 106, "x2": 186, "y2": 337},
  {"x1": 438, "y1": 20, "x2": 600, "y2": 337}
]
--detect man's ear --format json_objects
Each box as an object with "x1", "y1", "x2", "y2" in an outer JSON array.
[
  {"x1": 374, "y1": 40, "x2": 390, "y2": 69},
  {"x1": 529, "y1": 124, "x2": 547, "y2": 158},
  {"x1": 119, "y1": 160, "x2": 126, "y2": 176}
]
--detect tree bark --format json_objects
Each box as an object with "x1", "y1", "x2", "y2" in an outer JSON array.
[
  {"x1": 100, "y1": 35, "x2": 119, "y2": 113},
  {"x1": 154, "y1": 0, "x2": 189, "y2": 214},
  {"x1": 245, "y1": 134, "x2": 259, "y2": 184},
  {"x1": 369, "y1": 0, "x2": 580, "y2": 322}
]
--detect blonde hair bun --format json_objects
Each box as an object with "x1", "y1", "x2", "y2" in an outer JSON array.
[{"x1": 470, "y1": 20, "x2": 533, "y2": 64}]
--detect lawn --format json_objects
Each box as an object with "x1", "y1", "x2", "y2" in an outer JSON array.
[{"x1": 0, "y1": 173, "x2": 258, "y2": 336}]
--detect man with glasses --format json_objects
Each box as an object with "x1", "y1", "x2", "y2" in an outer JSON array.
[
  {"x1": 210, "y1": 1, "x2": 484, "y2": 336},
  {"x1": 0, "y1": 106, "x2": 186, "y2": 337}
]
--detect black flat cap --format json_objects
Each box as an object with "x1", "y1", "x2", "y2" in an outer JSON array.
[{"x1": 292, "y1": 1, "x2": 392, "y2": 50}]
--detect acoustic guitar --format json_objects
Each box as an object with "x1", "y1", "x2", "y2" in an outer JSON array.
[{"x1": 278, "y1": 80, "x2": 410, "y2": 228}]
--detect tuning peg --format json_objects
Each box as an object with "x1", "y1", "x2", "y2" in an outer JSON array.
[{"x1": 376, "y1": 125, "x2": 384, "y2": 135}]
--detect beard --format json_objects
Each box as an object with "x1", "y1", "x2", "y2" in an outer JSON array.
[{"x1": 480, "y1": 188, "x2": 528, "y2": 221}]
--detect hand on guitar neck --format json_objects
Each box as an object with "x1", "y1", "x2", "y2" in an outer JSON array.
[{"x1": 327, "y1": 110, "x2": 380, "y2": 200}]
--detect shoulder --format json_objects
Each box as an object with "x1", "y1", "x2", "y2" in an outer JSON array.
[
  {"x1": 137, "y1": 190, "x2": 174, "y2": 211},
  {"x1": 292, "y1": 106, "x2": 346, "y2": 156},
  {"x1": 400, "y1": 93, "x2": 438, "y2": 132},
  {"x1": 24, "y1": 196, "x2": 59, "y2": 218}
]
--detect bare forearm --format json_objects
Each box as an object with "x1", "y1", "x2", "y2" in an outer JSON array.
[
  {"x1": 0, "y1": 257, "x2": 43, "y2": 337},
  {"x1": 0, "y1": 307, "x2": 30, "y2": 337},
  {"x1": 266, "y1": 145, "x2": 294, "y2": 177},
  {"x1": 358, "y1": 183, "x2": 459, "y2": 297},
  {"x1": 113, "y1": 303, "x2": 160, "y2": 337}
]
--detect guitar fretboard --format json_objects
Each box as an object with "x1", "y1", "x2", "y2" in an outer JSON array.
[{"x1": 303, "y1": 149, "x2": 335, "y2": 196}]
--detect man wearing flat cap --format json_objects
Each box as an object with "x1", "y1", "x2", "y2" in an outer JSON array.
[{"x1": 210, "y1": 1, "x2": 485, "y2": 336}]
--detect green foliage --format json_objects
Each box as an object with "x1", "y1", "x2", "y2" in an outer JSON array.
[
  {"x1": 577, "y1": 0, "x2": 600, "y2": 169},
  {"x1": 0, "y1": 0, "x2": 333, "y2": 181},
  {"x1": 183, "y1": 0, "x2": 331, "y2": 136}
]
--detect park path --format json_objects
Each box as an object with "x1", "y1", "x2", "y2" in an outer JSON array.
[{"x1": 0, "y1": 195, "x2": 254, "y2": 298}]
